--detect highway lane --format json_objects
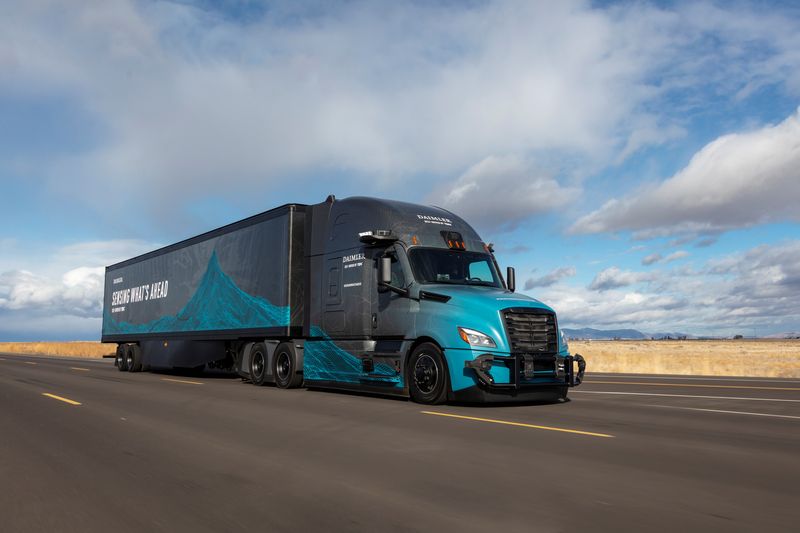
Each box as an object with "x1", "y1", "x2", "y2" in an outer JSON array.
[{"x1": 1, "y1": 353, "x2": 799, "y2": 532}]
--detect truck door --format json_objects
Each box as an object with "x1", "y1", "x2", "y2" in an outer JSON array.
[{"x1": 371, "y1": 245, "x2": 414, "y2": 339}]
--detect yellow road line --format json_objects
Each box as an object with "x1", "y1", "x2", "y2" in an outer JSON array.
[
  {"x1": 24, "y1": 361, "x2": 38, "y2": 365},
  {"x1": 70, "y1": 367, "x2": 91, "y2": 372},
  {"x1": 421, "y1": 411, "x2": 614, "y2": 438},
  {"x1": 42, "y1": 393, "x2": 82, "y2": 406},
  {"x1": 161, "y1": 377, "x2": 204, "y2": 385},
  {"x1": 587, "y1": 380, "x2": 800, "y2": 391}
]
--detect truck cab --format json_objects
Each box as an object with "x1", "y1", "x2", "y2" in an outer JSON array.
[{"x1": 301, "y1": 196, "x2": 585, "y2": 403}]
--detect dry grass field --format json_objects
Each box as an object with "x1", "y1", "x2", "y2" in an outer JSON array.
[
  {"x1": 572, "y1": 339, "x2": 800, "y2": 378},
  {"x1": 1, "y1": 340, "x2": 799, "y2": 377},
  {"x1": 0, "y1": 342, "x2": 115, "y2": 358}
]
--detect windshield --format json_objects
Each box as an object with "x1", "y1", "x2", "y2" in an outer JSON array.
[{"x1": 408, "y1": 248, "x2": 503, "y2": 288}]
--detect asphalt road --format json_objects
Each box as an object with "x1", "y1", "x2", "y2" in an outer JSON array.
[{"x1": 1, "y1": 353, "x2": 798, "y2": 532}]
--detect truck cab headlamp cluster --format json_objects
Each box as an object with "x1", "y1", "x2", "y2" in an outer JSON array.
[{"x1": 458, "y1": 327, "x2": 496, "y2": 348}]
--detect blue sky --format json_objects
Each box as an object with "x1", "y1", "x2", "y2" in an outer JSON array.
[{"x1": 1, "y1": 0, "x2": 799, "y2": 340}]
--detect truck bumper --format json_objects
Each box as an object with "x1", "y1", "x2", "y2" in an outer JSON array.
[{"x1": 455, "y1": 353, "x2": 586, "y2": 403}]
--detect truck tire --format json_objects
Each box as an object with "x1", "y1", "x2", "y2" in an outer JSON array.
[
  {"x1": 408, "y1": 343, "x2": 449, "y2": 405},
  {"x1": 250, "y1": 342, "x2": 268, "y2": 386},
  {"x1": 558, "y1": 385, "x2": 569, "y2": 402},
  {"x1": 127, "y1": 344, "x2": 142, "y2": 373},
  {"x1": 116, "y1": 344, "x2": 127, "y2": 371},
  {"x1": 274, "y1": 342, "x2": 303, "y2": 389}
]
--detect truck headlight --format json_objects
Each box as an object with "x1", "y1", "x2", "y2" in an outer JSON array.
[
  {"x1": 458, "y1": 327, "x2": 496, "y2": 348},
  {"x1": 560, "y1": 329, "x2": 569, "y2": 351}
]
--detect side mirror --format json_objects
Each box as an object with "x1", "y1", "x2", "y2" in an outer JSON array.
[
  {"x1": 507, "y1": 266, "x2": 516, "y2": 292},
  {"x1": 379, "y1": 256, "x2": 392, "y2": 286}
]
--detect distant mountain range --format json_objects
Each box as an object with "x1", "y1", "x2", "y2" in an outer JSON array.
[
  {"x1": 764, "y1": 332, "x2": 800, "y2": 339},
  {"x1": 562, "y1": 328, "x2": 692, "y2": 340},
  {"x1": 562, "y1": 328, "x2": 800, "y2": 340}
]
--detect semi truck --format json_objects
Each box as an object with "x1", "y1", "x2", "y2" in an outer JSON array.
[{"x1": 102, "y1": 195, "x2": 585, "y2": 404}]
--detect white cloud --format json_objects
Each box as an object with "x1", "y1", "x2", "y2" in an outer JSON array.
[
  {"x1": 0, "y1": 239, "x2": 158, "y2": 340},
  {"x1": 571, "y1": 108, "x2": 800, "y2": 237},
  {"x1": 643, "y1": 250, "x2": 689, "y2": 266},
  {"x1": 588, "y1": 267, "x2": 653, "y2": 291},
  {"x1": 642, "y1": 253, "x2": 662, "y2": 266},
  {"x1": 533, "y1": 240, "x2": 800, "y2": 335},
  {"x1": 664, "y1": 250, "x2": 689, "y2": 263},
  {"x1": 524, "y1": 266, "x2": 576, "y2": 290},
  {"x1": 7, "y1": 0, "x2": 798, "y2": 226},
  {"x1": 0, "y1": 267, "x2": 104, "y2": 317},
  {"x1": 430, "y1": 155, "x2": 579, "y2": 231}
]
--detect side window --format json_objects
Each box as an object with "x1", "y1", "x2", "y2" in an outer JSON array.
[
  {"x1": 391, "y1": 256, "x2": 406, "y2": 287},
  {"x1": 468, "y1": 260, "x2": 492, "y2": 281}
]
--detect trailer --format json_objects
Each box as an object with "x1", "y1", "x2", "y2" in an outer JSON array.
[{"x1": 103, "y1": 195, "x2": 584, "y2": 404}]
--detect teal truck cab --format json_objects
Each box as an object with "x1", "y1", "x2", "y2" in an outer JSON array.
[{"x1": 300, "y1": 196, "x2": 585, "y2": 404}]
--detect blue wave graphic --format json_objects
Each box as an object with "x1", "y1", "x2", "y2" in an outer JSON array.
[
  {"x1": 303, "y1": 326, "x2": 401, "y2": 386},
  {"x1": 104, "y1": 252, "x2": 289, "y2": 335}
]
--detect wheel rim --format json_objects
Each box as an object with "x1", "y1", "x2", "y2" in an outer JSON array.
[
  {"x1": 277, "y1": 352, "x2": 291, "y2": 381},
  {"x1": 116, "y1": 352, "x2": 123, "y2": 366},
  {"x1": 126, "y1": 352, "x2": 133, "y2": 367},
  {"x1": 413, "y1": 354, "x2": 438, "y2": 394},
  {"x1": 252, "y1": 351, "x2": 265, "y2": 379}
]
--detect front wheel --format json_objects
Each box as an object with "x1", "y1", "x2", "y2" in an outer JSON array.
[{"x1": 408, "y1": 343, "x2": 449, "y2": 405}]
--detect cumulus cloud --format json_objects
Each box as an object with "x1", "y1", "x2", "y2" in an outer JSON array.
[
  {"x1": 588, "y1": 267, "x2": 653, "y2": 291},
  {"x1": 524, "y1": 266, "x2": 576, "y2": 290},
  {"x1": 642, "y1": 253, "x2": 662, "y2": 266},
  {"x1": 571, "y1": 109, "x2": 800, "y2": 237},
  {"x1": 430, "y1": 156, "x2": 579, "y2": 231},
  {"x1": 664, "y1": 250, "x2": 689, "y2": 263},
  {"x1": 0, "y1": 267, "x2": 103, "y2": 317},
  {"x1": 533, "y1": 240, "x2": 800, "y2": 335},
  {"x1": 643, "y1": 250, "x2": 689, "y2": 266},
  {"x1": 6, "y1": 0, "x2": 799, "y2": 227},
  {"x1": 0, "y1": 239, "x2": 158, "y2": 340}
]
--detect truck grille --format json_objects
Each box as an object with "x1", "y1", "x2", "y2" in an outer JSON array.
[{"x1": 502, "y1": 308, "x2": 558, "y2": 354}]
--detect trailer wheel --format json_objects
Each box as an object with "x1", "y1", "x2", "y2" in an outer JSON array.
[
  {"x1": 127, "y1": 344, "x2": 142, "y2": 373},
  {"x1": 116, "y1": 344, "x2": 127, "y2": 371},
  {"x1": 408, "y1": 343, "x2": 449, "y2": 405},
  {"x1": 250, "y1": 342, "x2": 268, "y2": 386},
  {"x1": 274, "y1": 342, "x2": 303, "y2": 389}
]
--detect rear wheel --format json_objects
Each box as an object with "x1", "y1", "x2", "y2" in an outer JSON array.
[
  {"x1": 126, "y1": 344, "x2": 142, "y2": 372},
  {"x1": 408, "y1": 343, "x2": 449, "y2": 405},
  {"x1": 115, "y1": 344, "x2": 127, "y2": 371},
  {"x1": 249, "y1": 342, "x2": 268, "y2": 386},
  {"x1": 274, "y1": 342, "x2": 303, "y2": 389}
]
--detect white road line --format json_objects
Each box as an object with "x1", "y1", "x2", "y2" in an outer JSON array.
[
  {"x1": 588, "y1": 375, "x2": 800, "y2": 384},
  {"x1": 571, "y1": 390, "x2": 800, "y2": 402},
  {"x1": 646, "y1": 405, "x2": 800, "y2": 420}
]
